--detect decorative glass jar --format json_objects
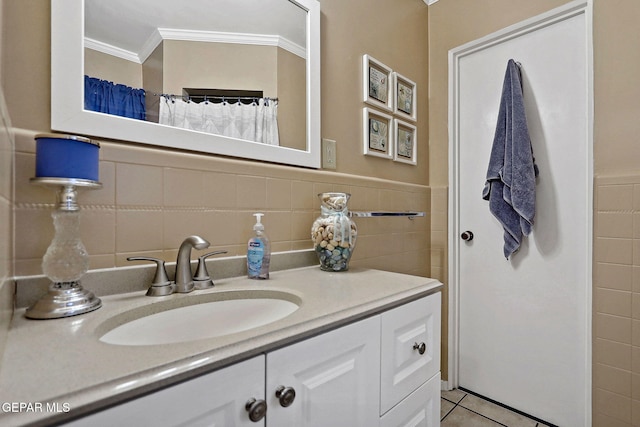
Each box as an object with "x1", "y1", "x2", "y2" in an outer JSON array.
[{"x1": 311, "y1": 192, "x2": 357, "y2": 271}]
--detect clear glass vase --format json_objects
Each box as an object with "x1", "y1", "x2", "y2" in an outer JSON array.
[{"x1": 311, "y1": 193, "x2": 357, "y2": 271}]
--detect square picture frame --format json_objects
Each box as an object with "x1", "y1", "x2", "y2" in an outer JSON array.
[
  {"x1": 393, "y1": 118, "x2": 417, "y2": 165},
  {"x1": 393, "y1": 72, "x2": 417, "y2": 121},
  {"x1": 363, "y1": 107, "x2": 393, "y2": 159},
  {"x1": 363, "y1": 55, "x2": 393, "y2": 112}
]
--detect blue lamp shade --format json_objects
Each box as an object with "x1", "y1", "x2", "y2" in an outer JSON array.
[{"x1": 35, "y1": 134, "x2": 100, "y2": 181}]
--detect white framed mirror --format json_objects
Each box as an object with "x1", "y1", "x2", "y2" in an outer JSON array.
[{"x1": 51, "y1": 0, "x2": 321, "y2": 168}]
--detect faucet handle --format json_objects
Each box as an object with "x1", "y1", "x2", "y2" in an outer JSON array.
[
  {"x1": 127, "y1": 256, "x2": 175, "y2": 296},
  {"x1": 194, "y1": 250, "x2": 228, "y2": 289}
]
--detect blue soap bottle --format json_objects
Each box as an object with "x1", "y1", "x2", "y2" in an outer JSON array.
[{"x1": 247, "y1": 213, "x2": 271, "y2": 279}]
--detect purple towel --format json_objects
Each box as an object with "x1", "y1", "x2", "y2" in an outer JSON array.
[{"x1": 482, "y1": 59, "x2": 539, "y2": 259}]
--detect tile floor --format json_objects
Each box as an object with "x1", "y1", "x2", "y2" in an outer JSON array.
[{"x1": 441, "y1": 389, "x2": 553, "y2": 427}]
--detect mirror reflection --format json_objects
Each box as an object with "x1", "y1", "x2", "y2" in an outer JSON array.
[{"x1": 84, "y1": 0, "x2": 307, "y2": 150}]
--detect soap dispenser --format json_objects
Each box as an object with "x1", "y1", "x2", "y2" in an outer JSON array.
[{"x1": 247, "y1": 213, "x2": 271, "y2": 279}]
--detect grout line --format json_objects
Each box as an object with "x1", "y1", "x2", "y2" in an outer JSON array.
[
  {"x1": 457, "y1": 395, "x2": 509, "y2": 427},
  {"x1": 440, "y1": 392, "x2": 463, "y2": 422},
  {"x1": 441, "y1": 397, "x2": 510, "y2": 426},
  {"x1": 440, "y1": 395, "x2": 459, "y2": 422},
  {"x1": 442, "y1": 391, "x2": 550, "y2": 426},
  {"x1": 459, "y1": 387, "x2": 557, "y2": 427},
  {"x1": 440, "y1": 402, "x2": 455, "y2": 421}
]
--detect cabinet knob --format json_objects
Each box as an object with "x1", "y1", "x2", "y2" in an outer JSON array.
[
  {"x1": 275, "y1": 385, "x2": 296, "y2": 407},
  {"x1": 413, "y1": 341, "x2": 427, "y2": 355},
  {"x1": 460, "y1": 230, "x2": 474, "y2": 241},
  {"x1": 245, "y1": 398, "x2": 267, "y2": 422}
]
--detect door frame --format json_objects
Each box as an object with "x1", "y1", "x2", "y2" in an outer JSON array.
[{"x1": 446, "y1": 0, "x2": 593, "y2": 421}]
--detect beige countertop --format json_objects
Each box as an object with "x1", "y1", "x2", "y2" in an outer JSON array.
[{"x1": 0, "y1": 266, "x2": 442, "y2": 427}]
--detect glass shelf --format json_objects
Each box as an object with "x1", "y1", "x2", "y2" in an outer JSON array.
[{"x1": 349, "y1": 211, "x2": 426, "y2": 219}]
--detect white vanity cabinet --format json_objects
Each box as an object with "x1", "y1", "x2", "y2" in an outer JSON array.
[
  {"x1": 380, "y1": 292, "x2": 442, "y2": 426},
  {"x1": 266, "y1": 315, "x2": 380, "y2": 427},
  {"x1": 380, "y1": 373, "x2": 441, "y2": 427},
  {"x1": 66, "y1": 355, "x2": 266, "y2": 427},
  {"x1": 65, "y1": 292, "x2": 441, "y2": 427}
]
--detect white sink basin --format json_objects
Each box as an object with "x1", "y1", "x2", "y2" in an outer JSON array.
[{"x1": 100, "y1": 292, "x2": 300, "y2": 346}]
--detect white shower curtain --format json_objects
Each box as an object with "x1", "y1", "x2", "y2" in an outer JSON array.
[{"x1": 159, "y1": 97, "x2": 279, "y2": 146}]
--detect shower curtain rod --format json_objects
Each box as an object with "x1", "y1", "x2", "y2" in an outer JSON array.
[{"x1": 153, "y1": 93, "x2": 278, "y2": 102}]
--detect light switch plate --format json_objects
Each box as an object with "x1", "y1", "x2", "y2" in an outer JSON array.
[{"x1": 322, "y1": 138, "x2": 337, "y2": 169}]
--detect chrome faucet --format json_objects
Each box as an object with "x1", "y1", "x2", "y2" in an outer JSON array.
[{"x1": 175, "y1": 235, "x2": 210, "y2": 293}]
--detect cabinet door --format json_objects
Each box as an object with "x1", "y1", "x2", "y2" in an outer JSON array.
[
  {"x1": 65, "y1": 355, "x2": 266, "y2": 427},
  {"x1": 266, "y1": 316, "x2": 381, "y2": 427},
  {"x1": 380, "y1": 293, "x2": 441, "y2": 415},
  {"x1": 380, "y1": 373, "x2": 441, "y2": 427}
]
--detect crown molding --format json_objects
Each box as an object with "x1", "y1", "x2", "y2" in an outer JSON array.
[
  {"x1": 87, "y1": 29, "x2": 306, "y2": 64},
  {"x1": 84, "y1": 37, "x2": 141, "y2": 63},
  {"x1": 158, "y1": 28, "x2": 305, "y2": 59}
]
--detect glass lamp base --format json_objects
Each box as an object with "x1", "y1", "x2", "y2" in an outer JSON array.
[{"x1": 25, "y1": 281, "x2": 102, "y2": 320}]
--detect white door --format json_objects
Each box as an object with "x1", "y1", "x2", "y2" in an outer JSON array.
[
  {"x1": 266, "y1": 316, "x2": 380, "y2": 427},
  {"x1": 449, "y1": 3, "x2": 591, "y2": 427}
]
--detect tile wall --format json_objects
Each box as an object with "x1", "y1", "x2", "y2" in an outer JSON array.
[
  {"x1": 12, "y1": 129, "x2": 431, "y2": 279},
  {"x1": 0, "y1": 73, "x2": 13, "y2": 358},
  {"x1": 593, "y1": 174, "x2": 640, "y2": 426}
]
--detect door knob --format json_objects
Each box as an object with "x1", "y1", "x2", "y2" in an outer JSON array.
[
  {"x1": 275, "y1": 385, "x2": 296, "y2": 407},
  {"x1": 245, "y1": 398, "x2": 267, "y2": 422},
  {"x1": 461, "y1": 231, "x2": 474, "y2": 241}
]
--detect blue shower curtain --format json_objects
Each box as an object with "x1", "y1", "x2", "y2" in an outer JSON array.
[{"x1": 84, "y1": 76, "x2": 146, "y2": 120}]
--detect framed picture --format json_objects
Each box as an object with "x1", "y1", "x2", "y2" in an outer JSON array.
[
  {"x1": 393, "y1": 72, "x2": 417, "y2": 121},
  {"x1": 393, "y1": 119, "x2": 417, "y2": 165},
  {"x1": 363, "y1": 55, "x2": 393, "y2": 111},
  {"x1": 363, "y1": 107, "x2": 393, "y2": 159}
]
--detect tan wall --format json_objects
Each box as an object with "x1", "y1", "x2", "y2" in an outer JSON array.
[
  {"x1": 143, "y1": 43, "x2": 163, "y2": 123},
  {"x1": 277, "y1": 48, "x2": 306, "y2": 151},
  {"x1": 162, "y1": 41, "x2": 305, "y2": 151},
  {"x1": 2, "y1": 0, "x2": 49, "y2": 133},
  {"x1": 86, "y1": 40, "x2": 308, "y2": 151},
  {"x1": 162, "y1": 41, "x2": 278, "y2": 96},
  {"x1": 2, "y1": 0, "x2": 431, "y2": 279},
  {"x1": 321, "y1": 0, "x2": 429, "y2": 184},
  {"x1": 84, "y1": 48, "x2": 143, "y2": 88},
  {"x1": 593, "y1": 1, "x2": 640, "y2": 175}
]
